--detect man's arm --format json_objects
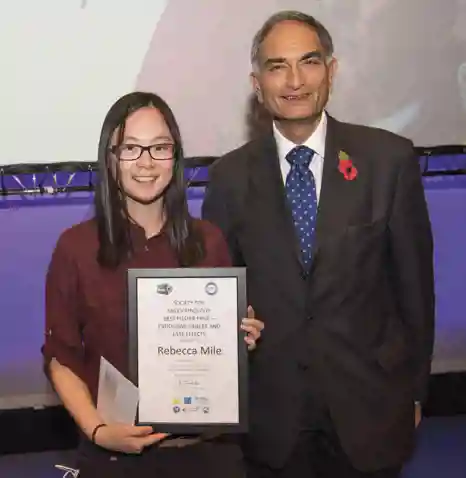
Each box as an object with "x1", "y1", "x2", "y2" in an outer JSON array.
[
  {"x1": 388, "y1": 146, "x2": 435, "y2": 403},
  {"x1": 202, "y1": 162, "x2": 244, "y2": 266}
]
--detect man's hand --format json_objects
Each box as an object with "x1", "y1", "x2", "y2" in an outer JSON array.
[
  {"x1": 415, "y1": 402, "x2": 422, "y2": 428},
  {"x1": 241, "y1": 306, "x2": 264, "y2": 351}
]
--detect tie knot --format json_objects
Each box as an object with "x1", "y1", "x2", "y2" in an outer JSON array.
[{"x1": 286, "y1": 145, "x2": 314, "y2": 169}]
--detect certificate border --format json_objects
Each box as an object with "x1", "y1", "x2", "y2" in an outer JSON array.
[{"x1": 127, "y1": 267, "x2": 248, "y2": 434}]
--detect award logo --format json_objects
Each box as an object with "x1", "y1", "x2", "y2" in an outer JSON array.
[
  {"x1": 157, "y1": 283, "x2": 173, "y2": 295},
  {"x1": 205, "y1": 282, "x2": 218, "y2": 296}
]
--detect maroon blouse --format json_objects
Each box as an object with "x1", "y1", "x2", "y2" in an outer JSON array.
[{"x1": 42, "y1": 218, "x2": 232, "y2": 402}]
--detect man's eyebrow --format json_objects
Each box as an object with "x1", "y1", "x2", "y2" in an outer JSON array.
[
  {"x1": 300, "y1": 51, "x2": 325, "y2": 61},
  {"x1": 263, "y1": 50, "x2": 325, "y2": 67},
  {"x1": 263, "y1": 56, "x2": 287, "y2": 66}
]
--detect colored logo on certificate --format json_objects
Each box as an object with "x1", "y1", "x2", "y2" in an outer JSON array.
[
  {"x1": 157, "y1": 283, "x2": 173, "y2": 295},
  {"x1": 173, "y1": 405, "x2": 181, "y2": 413},
  {"x1": 183, "y1": 396, "x2": 192, "y2": 405},
  {"x1": 205, "y1": 282, "x2": 218, "y2": 295}
]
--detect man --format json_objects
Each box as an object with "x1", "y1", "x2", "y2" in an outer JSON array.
[{"x1": 202, "y1": 10, "x2": 435, "y2": 478}]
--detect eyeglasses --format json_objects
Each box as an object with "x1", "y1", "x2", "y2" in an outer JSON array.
[{"x1": 110, "y1": 143, "x2": 175, "y2": 161}]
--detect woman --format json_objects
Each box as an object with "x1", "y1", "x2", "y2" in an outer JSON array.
[{"x1": 42, "y1": 91, "x2": 263, "y2": 477}]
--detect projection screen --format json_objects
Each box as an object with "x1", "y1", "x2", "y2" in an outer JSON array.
[{"x1": 0, "y1": 0, "x2": 465, "y2": 168}]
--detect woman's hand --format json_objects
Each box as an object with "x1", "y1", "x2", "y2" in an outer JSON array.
[
  {"x1": 241, "y1": 305, "x2": 264, "y2": 351},
  {"x1": 94, "y1": 423, "x2": 168, "y2": 454}
]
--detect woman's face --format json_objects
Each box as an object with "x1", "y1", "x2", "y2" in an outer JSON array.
[{"x1": 111, "y1": 106, "x2": 176, "y2": 206}]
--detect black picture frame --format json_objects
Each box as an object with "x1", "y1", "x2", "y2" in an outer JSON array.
[{"x1": 127, "y1": 267, "x2": 248, "y2": 434}]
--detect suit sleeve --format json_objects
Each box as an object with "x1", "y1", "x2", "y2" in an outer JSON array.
[
  {"x1": 388, "y1": 146, "x2": 435, "y2": 403},
  {"x1": 202, "y1": 163, "x2": 244, "y2": 266}
]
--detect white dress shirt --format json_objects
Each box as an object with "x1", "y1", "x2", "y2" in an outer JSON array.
[{"x1": 273, "y1": 112, "x2": 327, "y2": 203}]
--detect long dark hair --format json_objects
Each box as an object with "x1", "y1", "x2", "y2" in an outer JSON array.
[{"x1": 94, "y1": 91, "x2": 205, "y2": 268}]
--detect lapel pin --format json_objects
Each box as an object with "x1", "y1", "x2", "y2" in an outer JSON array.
[{"x1": 338, "y1": 150, "x2": 358, "y2": 181}]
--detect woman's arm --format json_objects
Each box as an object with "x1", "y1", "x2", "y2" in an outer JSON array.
[
  {"x1": 43, "y1": 232, "x2": 166, "y2": 453},
  {"x1": 49, "y1": 358, "x2": 102, "y2": 440},
  {"x1": 49, "y1": 358, "x2": 164, "y2": 452}
]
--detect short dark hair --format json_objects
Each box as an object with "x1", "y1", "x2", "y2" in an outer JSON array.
[
  {"x1": 94, "y1": 91, "x2": 204, "y2": 268},
  {"x1": 251, "y1": 10, "x2": 334, "y2": 68}
]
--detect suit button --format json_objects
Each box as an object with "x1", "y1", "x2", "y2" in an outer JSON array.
[{"x1": 298, "y1": 362, "x2": 309, "y2": 371}]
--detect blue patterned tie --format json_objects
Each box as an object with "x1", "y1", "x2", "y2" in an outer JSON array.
[{"x1": 285, "y1": 146, "x2": 318, "y2": 270}]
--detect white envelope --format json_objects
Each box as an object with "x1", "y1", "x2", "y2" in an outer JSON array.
[{"x1": 97, "y1": 357, "x2": 139, "y2": 425}]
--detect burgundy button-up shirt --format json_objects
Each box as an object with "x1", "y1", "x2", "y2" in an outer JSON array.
[{"x1": 42, "y1": 218, "x2": 232, "y2": 403}]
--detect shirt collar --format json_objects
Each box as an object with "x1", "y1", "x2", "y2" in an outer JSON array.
[{"x1": 273, "y1": 111, "x2": 327, "y2": 161}]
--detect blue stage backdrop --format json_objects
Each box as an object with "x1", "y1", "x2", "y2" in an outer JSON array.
[{"x1": 0, "y1": 160, "x2": 465, "y2": 410}]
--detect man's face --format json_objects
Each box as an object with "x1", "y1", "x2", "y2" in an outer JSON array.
[{"x1": 251, "y1": 20, "x2": 337, "y2": 123}]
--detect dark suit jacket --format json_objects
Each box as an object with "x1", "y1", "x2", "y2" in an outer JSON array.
[{"x1": 201, "y1": 115, "x2": 435, "y2": 472}]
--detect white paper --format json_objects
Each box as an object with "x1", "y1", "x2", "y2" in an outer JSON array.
[
  {"x1": 137, "y1": 276, "x2": 240, "y2": 424},
  {"x1": 97, "y1": 357, "x2": 139, "y2": 425}
]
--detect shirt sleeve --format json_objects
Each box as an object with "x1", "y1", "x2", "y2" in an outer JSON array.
[{"x1": 42, "y1": 233, "x2": 87, "y2": 384}]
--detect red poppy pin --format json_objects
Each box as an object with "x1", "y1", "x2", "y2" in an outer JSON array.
[{"x1": 338, "y1": 150, "x2": 358, "y2": 181}]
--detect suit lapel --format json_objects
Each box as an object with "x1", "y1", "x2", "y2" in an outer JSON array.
[
  {"x1": 249, "y1": 135, "x2": 305, "y2": 272},
  {"x1": 311, "y1": 116, "x2": 361, "y2": 270}
]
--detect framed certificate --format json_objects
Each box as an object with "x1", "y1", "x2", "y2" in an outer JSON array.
[{"x1": 127, "y1": 267, "x2": 248, "y2": 434}]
